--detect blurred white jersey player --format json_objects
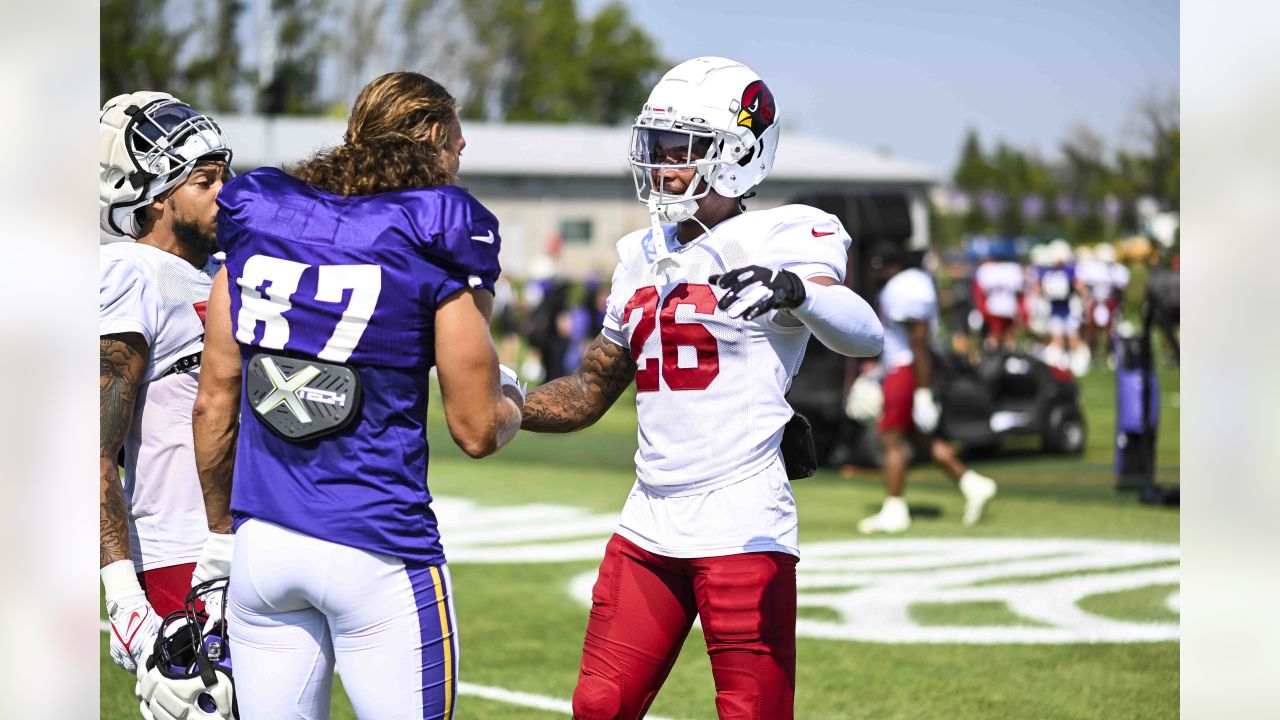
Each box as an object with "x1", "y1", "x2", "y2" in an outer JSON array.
[
  {"x1": 98, "y1": 91, "x2": 236, "y2": 695},
  {"x1": 1077, "y1": 243, "x2": 1130, "y2": 363},
  {"x1": 520, "y1": 57, "x2": 883, "y2": 720},
  {"x1": 973, "y1": 254, "x2": 1024, "y2": 350},
  {"x1": 856, "y1": 250, "x2": 997, "y2": 535}
]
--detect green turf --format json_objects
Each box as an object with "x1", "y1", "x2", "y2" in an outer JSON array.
[{"x1": 101, "y1": 362, "x2": 1179, "y2": 719}]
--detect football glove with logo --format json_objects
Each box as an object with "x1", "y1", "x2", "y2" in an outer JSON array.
[
  {"x1": 709, "y1": 265, "x2": 807, "y2": 321},
  {"x1": 103, "y1": 560, "x2": 161, "y2": 674}
]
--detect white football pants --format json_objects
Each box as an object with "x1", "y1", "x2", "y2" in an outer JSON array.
[{"x1": 227, "y1": 519, "x2": 459, "y2": 720}]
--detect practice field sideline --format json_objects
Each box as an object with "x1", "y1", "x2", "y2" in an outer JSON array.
[{"x1": 101, "y1": 367, "x2": 1179, "y2": 719}]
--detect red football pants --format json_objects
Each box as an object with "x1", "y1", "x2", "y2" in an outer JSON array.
[
  {"x1": 137, "y1": 562, "x2": 196, "y2": 618},
  {"x1": 572, "y1": 534, "x2": 797, "y2": 720}
]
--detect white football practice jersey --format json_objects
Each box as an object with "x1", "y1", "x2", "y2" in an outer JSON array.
[
  {"x1": 879, "y1": 268, "x2": 939, "y2": 370},
  {"x1": 100, "y1": 242, "x2": 217, "y2": 572},
  {"x1": 974, "y1": 261, "x2": 1024, "y2": 318},
  {"x1": 602, "y1": 205, "x2": 849, "y2": 495}
]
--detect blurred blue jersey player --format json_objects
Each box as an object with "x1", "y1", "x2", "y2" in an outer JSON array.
[{"x1": 192, "y1": 72, "x2": 525, "y2": 720}]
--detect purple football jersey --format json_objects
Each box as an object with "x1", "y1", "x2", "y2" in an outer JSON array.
[
  {"x1": 1038, "y1": 264, "x2": 1076, "y2": 317},
  {"x1": 216, "y1": 167, "x2": 501, "y2": 564}
]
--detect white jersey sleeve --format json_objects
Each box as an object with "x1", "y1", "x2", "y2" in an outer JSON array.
[
  {"x1": 100, "y1": 253, "x2": 157, "y2": 343},
  {"x1": 601, "y1": 229, "x2": 653, "y2": 348},
  {"x1": 756, "y1": 205, "x2": 850, "y2": 282}
]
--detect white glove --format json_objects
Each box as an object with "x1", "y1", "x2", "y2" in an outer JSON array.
[
  {"x1": 192, "y1": 533, "x2": 235, "y2": 629},
  {"x1": 499, "y1": 363, "x2": 526, "y2": 402},
  {"x1": 103, "y1": 560, "x2": 161, "y2": 674},
  {"x1": 912, "y1": 387, "x2": 940, "y2": 433},
  {"x1": 192, "y1": 532, "x2": 235, "y2": 587},
  {"x1": 845, "y1": 375, "x2": 884, "y2": 423}
]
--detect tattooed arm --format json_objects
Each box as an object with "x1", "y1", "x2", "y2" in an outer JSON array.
[
  {"x1": 521, "y1": 334, "x2": 635, "y2": 433},
  {"x1": 100, "y1": 332, "x2": 148, "y2": 568},
  {"x1": 193, "y1": 268, "x2": 241, "y2": 534}
]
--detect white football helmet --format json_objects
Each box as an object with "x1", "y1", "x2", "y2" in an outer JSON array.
[
  {"x1": 629, "y1": 56, "x2": 781, "y2": 224},
  {"x1": 1094, "y1": 242, "x2": 1117, "y2": 264},
  {"x1": 100, "y1": 91, "x2": 233, "y2": 238},
  {"x1": 137, "y1": 579, "x2": 237, "y2": 720},
  {"x1": 1047, "y1": 238, "x2": 1073, "y2": 266}
]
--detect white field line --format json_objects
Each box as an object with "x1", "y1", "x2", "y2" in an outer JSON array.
[{"x1": 100, "y1": 622, "x2": 682, "y2": 720}]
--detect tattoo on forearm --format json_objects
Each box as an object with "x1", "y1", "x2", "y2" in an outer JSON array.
[
  {"x1": 522, "y1": 336, "x2": 635, "y2": 432},
  {"x1": 100, "y1": 336, "x2": 144, "y2": 450},
  {"x1": 101, "y1": 465, "x2": 131, "y2": 567},
  {"x1": 100, "y1": 333, "x2": 147, "y2": 567}
]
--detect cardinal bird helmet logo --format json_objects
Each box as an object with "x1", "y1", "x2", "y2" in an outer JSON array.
[{"x1": 736, "y1": 80, "x2": 776, "y2": 140}]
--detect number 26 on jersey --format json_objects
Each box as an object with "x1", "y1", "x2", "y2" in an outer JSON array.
[{"x1": 624, "y1": 283, "x2": 720, "y2": 392}]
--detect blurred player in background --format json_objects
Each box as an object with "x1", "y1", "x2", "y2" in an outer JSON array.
[
  {"x1": 857, "y1": 249, "x2": 997, "y2": 534},
  {"x1": 193, "y1": 71, "x2": 524, "y2": 719},
  {"x1": 1078, "y1": 242, "x2": 1130, "y2": 366},
  {"x1": 1035, "y1": 239, "x2": 1090, "y2": 376},
  {"x1": 520, "y1": 57, "x2": 883, "y2": 720},
  {"x1": 972, "y1": 249, "x2": 1024, "y2": 351},
  {"x1": 98, "y1": 92, "x2": 234, "y2": 679}
]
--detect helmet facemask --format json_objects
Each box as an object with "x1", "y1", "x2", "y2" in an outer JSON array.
[
  {"x1": 126, "y1": 100, "x2": 230, "y2": 195},
  {"x1": 100, "y1": 93, "x2": 233, "y2": 238},
  {"x1": 629, "y1": 118, "x2": 763, "y2": 225}
]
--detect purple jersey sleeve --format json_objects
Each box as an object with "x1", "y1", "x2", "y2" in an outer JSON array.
[{"x1": 405, "y1": 187, "x2": 502, "y2": 301}]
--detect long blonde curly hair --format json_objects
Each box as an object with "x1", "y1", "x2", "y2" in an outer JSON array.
[{"x1": 292, "y1": 71, "x2": 458, "y2": 196}]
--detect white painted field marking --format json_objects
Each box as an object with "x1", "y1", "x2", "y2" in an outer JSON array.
[
  {"x1": 434, "y1": 496, "x2": 612, "y2": 563},
  {"x1": 99, "y1": 622, "x2": 682, "y2": 719},
  {"x1": 436, "y1": 497, "x2": 1182, "y2": 644},
  {"x1": 568, "y1": 537, "x2": 1180, "y2": 645}
]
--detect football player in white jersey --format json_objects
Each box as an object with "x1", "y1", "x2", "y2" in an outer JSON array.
[
  {"x1": 520, "y1": 57, "x2": 883, "y2": 720},
  {"x1": 98, "y1": 92, "x2": 236, "y2": 700},
  {"x1": 856, "y1": 249, "x2": 997, "y2": 534},
  {"x1": 972, "y1": 251, "x2": 1025, "y2": 352}
]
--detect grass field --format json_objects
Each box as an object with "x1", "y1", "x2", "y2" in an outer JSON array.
[{"x1": 101, "y1": 363, "x2": 1179, "y2": 719}]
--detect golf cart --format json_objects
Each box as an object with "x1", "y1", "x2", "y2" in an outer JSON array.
[{"x1": 933, "y1": 349, "x2": 1086, "y2": 456}]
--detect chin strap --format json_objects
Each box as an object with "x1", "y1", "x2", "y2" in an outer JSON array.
[{"x1": 648, "y1": 196, "x2": 680, "y2": 272}]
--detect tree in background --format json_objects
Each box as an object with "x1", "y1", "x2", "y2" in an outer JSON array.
[
  {"x1": 578, "y1": 2, "x2": 665, "y2": 124},
  {"x1": 100, "y1": 0, "x2": 663, "y2": 124},
  {"x1": 261, "y1": 0, "x2": 331, "y2": 114},
  {"x1": 936, "y1": 88, "x2": 1178, "y2": 248},
  {"x1": 101, "y1": 0, "x2": 192, "y2": 102},
  {"x1": 1059, "y1": 125, "x2": 1112, "y2": 244},
  {"x1": 952, "y1": 128, "x2": 992, "y2": 234},
  {"x1": 182, "y1": 0, "x2": 246, "y2": 112},
  {"x1": 459, "y1": 0, "x2": 663, "y2": 123}
]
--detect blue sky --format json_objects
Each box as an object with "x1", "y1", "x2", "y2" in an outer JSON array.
[{"x1": 580, "y1": 0, "x2": 1179, "y2": 174}]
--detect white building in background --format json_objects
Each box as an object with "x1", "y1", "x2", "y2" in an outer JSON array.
[{"x1": 107, "y1": 115, "x2": 940, "y2": 277}]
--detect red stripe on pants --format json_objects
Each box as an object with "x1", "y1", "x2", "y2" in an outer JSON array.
[{"x1": 572, "y1": 534, "x2": 797, "y2": 720}]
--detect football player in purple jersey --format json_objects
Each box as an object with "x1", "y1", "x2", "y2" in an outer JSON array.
[{"x1": 192, "y1": 71, "x2": 523, "y2": 720}]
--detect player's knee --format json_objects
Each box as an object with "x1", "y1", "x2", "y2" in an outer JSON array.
[{"x1": 572, "y1": 675, "x2": 623, "y2": 720}]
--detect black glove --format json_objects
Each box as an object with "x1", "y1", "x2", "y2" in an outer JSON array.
[{"x1": 708, "y1": 265, "x2": 807, "y2": 321}]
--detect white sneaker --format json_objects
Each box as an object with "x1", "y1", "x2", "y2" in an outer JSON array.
[
  {"x1": 858, "y1": 497, "x2": 911, "y2": 534},
  {"x1": 959, "y1": 470, "x2": 997, "y2": 526}
]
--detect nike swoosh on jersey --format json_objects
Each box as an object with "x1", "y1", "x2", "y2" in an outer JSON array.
[
  {"x1": 811, "y1": 228, "x2": 836, "y2": 237},
  {"x1": 471, "y1": 230, "x2": 495, "y2": 244}
]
